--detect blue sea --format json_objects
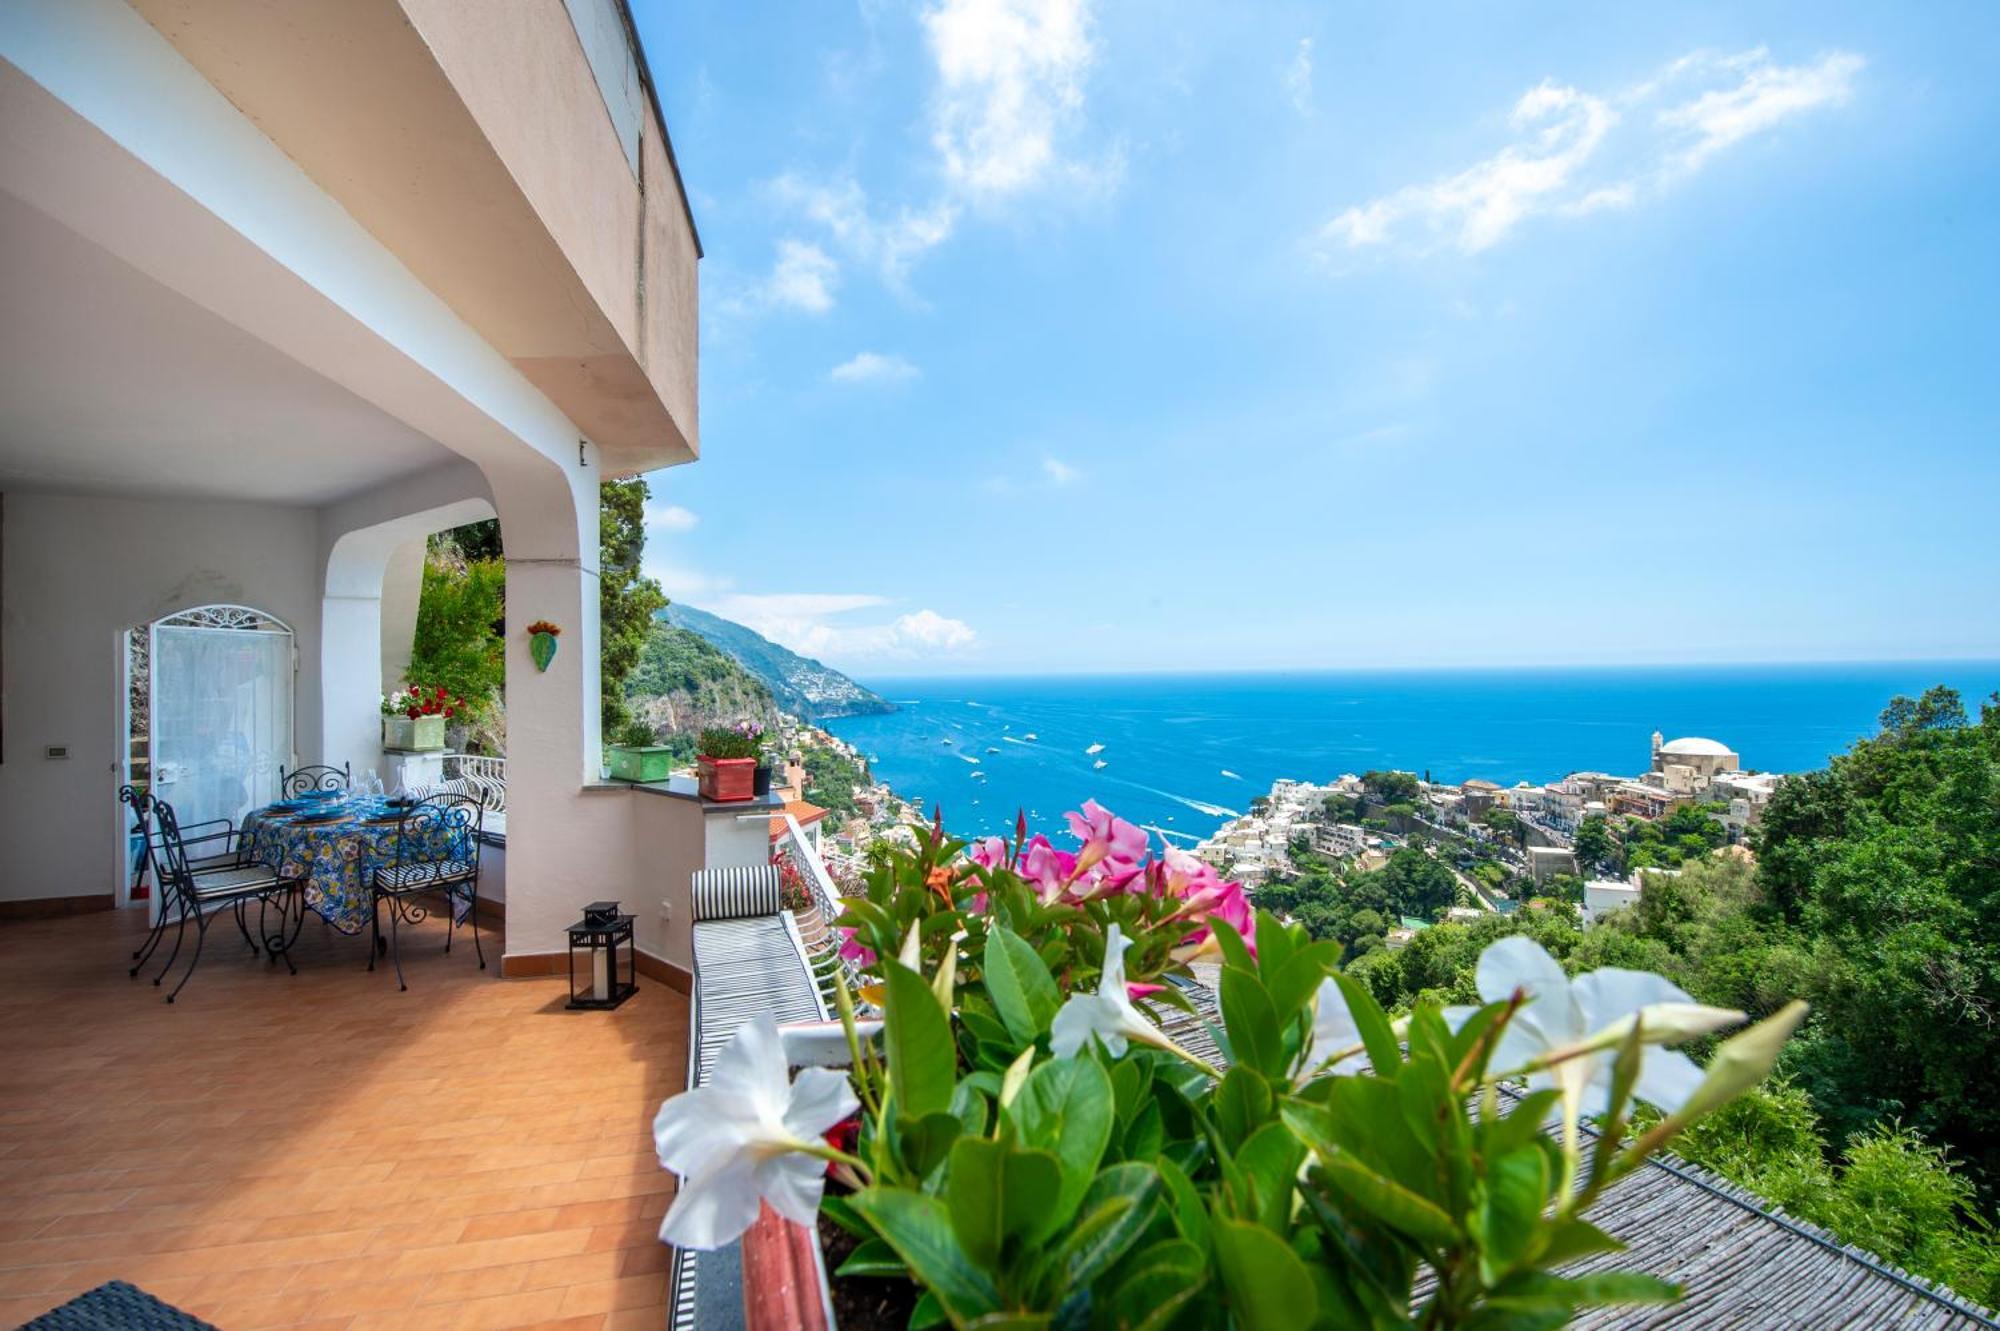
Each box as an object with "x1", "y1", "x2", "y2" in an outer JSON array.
[{"x1": 825, "y1": 663, "x2": 2000, "y2": 845}]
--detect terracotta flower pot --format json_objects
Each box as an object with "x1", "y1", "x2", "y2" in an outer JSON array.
[{"x1": 698, "y1": 755, "x2": 757, "y2": 802}]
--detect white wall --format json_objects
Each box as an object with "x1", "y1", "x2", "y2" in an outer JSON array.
[{"x1": 0, "y1": 490, "x2": 320, "y2": 902}]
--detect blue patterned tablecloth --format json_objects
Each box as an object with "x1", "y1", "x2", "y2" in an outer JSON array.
[{"x1": 244, "y1": 798, "x2": 460, "y2": 934}]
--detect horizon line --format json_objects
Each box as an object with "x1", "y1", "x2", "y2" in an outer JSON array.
[{"x1": 839, "y1": 654, "x2": 2000, "y2": 685}]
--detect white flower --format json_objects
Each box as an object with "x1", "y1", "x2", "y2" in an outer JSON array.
[
  {"x1": 1051, "y1": 924, "x2": 1176, "y2": 1059},
  {"x1": 654, "y1": 1013, "x2": 858, "y2": 1250},
  {"x1": 1459, "y1": 937, "x2": 1744, "y2": 1122}
]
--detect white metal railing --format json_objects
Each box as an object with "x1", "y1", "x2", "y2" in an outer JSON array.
[
  {"x1": 440, "y1": 753, "x2": 506, "y2": 813},
  {"x1": 772, "y1": 814, "x2": 868, "y2": 1004}
]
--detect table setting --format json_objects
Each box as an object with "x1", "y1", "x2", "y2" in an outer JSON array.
[{"x1": 243, "y1": 789, "x2": 461, "y2": 934}]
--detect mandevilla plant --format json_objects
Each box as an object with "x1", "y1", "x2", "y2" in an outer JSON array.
[{"x1": 654, "y1": 804, "x2": 1808, "y2": 1330}]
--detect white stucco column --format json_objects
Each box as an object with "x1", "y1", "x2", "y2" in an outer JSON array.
[
  {"x1": 379, "y1": 536, "x2": 427, "y2": 695},
  {"x1": 492, "y1": 462, "x2": 630, "y2": 961}
]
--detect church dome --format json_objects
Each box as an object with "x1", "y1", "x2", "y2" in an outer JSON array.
[{"x1": 1660, "y1": 736, "x2": 1733, "y2": 757}]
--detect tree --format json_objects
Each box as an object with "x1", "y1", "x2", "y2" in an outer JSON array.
[
  {"x1": 407, "y1": 551, "x2": 506, "y2": 726},
  {"x1": 1362, "y1": 769, "x2": 1421, "y2": 803},
  {"x1": 599, "y1": 478, "x2": 669, "y2": 747},
  {"x1": 1574, "y1": 814, "x2": 1616, "y2": 874}
]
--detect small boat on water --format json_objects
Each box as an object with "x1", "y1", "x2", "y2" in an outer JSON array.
[
  {"x1": 1023, "y1": 733, "x2": 1038, "y2": 741},
  {"x1": 1093, "y1": 759, "x2": 1108, "y2": 770},
  {"x1": 1085, "y1": 742, "x2": 1105, "y2": 755},
  {"x1": 986, "y1": 746, "x2": 1000, "y2": 754},
  {"x1": 941, "y1": 737, "x2": 954, "y2": 745}
]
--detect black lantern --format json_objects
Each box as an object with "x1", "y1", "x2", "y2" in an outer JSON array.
[{"x1": 566, "y1": 901, "x2": 637, "y2": 1010}]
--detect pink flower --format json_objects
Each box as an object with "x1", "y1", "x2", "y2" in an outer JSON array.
[
  {"x1": 1066, "y1": 800, "x2": 1149, "y2": 877},
  {"x1": 1172, "y1": 878, "x2": 1255, "y2": 964},
  {"x1": 1018, "y1": 836, "x2": 1078, "y2": 903},
  {"x1": 838, "y1": 927, "x2": 876, "y2": 967},
  {"x1": 1126, "y1": 982, "x2": 1167, "y2": 1002},
  {"x1": 968, "y1": 837, "x2": 1007, "y2": 870}
]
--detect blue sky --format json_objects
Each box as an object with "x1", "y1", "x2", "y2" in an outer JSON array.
[{"x1": 631, "y1": 1, "x2": 2000, "y2": 678}]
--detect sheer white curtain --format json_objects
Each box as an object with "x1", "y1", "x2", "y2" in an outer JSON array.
[{"x1": 150, "y1": 621, "x2": 292, "y2": 918}]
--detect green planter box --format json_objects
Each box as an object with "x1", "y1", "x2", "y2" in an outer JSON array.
[
  {"x1": 383, "y1": 714, "x2": 446, "y2": 752},
  {"x1": 608, "y1": 744, "x2": 676, "y2": 783}
]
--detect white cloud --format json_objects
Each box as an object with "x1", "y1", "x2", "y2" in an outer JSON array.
[
  {"x1": 706, "y1": 592, "x2": 977, "y2": 663},
  {"x1": 760, "y1": 238, "x2": 839, "y2": 312},
  {"x1": 646, "y1": 502, "x2": 698, "y2": 534},
  {"x1": 1656, "y1": 48, "x2": 1863, "y2": 174},
  {"x1": 1285, "y1": 37, "x2": 1314, "y2": 118},
  {"x1": 770, "y1": 175, "x2": 959, "y2": 292},
  {"x1": 1321, "y1": 47, "x2": 1862, "y2": 258},
  {"x1": 763, "y1": 0, "x2": 1107, "y2": 304},
  {"x1": 922, "y1": 0, "x2": 1097, "y2": 197},
  {"x1": 1041, "y1": 456, "x2": 1080, "y2": 486},
  {"x1": 888, "y1": 608, "x2": 978, "y2": 651},
  {"x1": 830, "y1": 351, "x2": 921, "y2": 385}
]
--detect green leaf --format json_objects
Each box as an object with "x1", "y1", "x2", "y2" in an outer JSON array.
[
  {"x1": 1011, "y1": 1055, "x2": 1115, "y2": 1236},
  {"x1": 1474, "y1": 1146, "x2": 1550, "y2": 1281},
  {"x1": 835, "y1": 1237, "x2": 909, "y2": 1278},
  {"x1": 1332, "y1": 972, "x2": 1403, "y2": 1077},
  {"x1": 885, "y1": 961, "x2": 958, "y2": 1119},
  {"x1": 1253, "y1": 911, "x2": 1296, "y2": 976},
  {"x1": 899, "y1": 1111, "x2": 964, "y2": 1179},
  {"x1": 945, "y1": 1135, "x2": 1063, "y2": 1268},
  {"x1": 1213, "y1": 1065, "x2": 1274, "y2": 1151},
  {"x1": 1535, "y1": 1217, "x2": 1625, "y2": 1267},
  {"x1": 849, "y1": 1188, "x2": 1002, "y2": 1325},
  {"x1": 1219, "y1": 967, "x2": 1283, "y2": 1077},
  {"x1": 1212, "y1": 1216, "x2": 1318, "y2": 1331},
  {"x1": 1156, "y1": 1155, "x2": 1210, "y2": 1248},
  {"x1": 1316, "y1": 1154, "x2": 1461, "y2": 1248},
  {"x1": 984, "y1": 925, "x2": 1060, "y2": 1045},
  {"x1": 1051, "y1": 1162, "x2": 1163, "y2": 1290},
  {"x1": 1122, "y1": 1098, "x2": 1165, "y2": 1162},
  {"x1": 908, "y1": 1290, "x2": 946, "y2": 1330},
  {"x1": 1481, "y1": 1088, "x2": 1560, "y2": 1161},
  {"x1": 1105, "y1": 1239, "x2": 1206, "y2": 1331},
  {"x1": 1235, "y1": 1122, "x2": 1307, "y2": 1232},
  {"x1": 1486, "y1": 1271, "x2": 1679, "y2": 1312},
  {"x1": 959, "y1": 1008, "x2": 1016, "y2": 1051},
  {"x1": 1266, "y1": 941, "x2": 1340, "y2": 1029}
]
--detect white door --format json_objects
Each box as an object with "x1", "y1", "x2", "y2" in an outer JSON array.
[{"x1": 148, "y1": 606, "x2": 294, "y2": 923}]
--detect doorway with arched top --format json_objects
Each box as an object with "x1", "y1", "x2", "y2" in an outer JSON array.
[{"x1": 121, "y1": 604, "x2": 294, "y2": 925}]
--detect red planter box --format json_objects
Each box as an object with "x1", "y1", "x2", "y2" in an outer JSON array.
[{"x1": 697, "y1": 755, "x2": 758, "y2": 802}]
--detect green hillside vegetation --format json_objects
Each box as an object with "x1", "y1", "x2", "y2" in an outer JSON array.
[
  {"x1": 1330, "y1": 686, "x2": 2000, "y2": 1305},
  {"x1": 662, "y1": 602, "x2": 892, "y2": 721},
  {"x1": 625, "y1": 620, "x2": 780, "y2": 759}
]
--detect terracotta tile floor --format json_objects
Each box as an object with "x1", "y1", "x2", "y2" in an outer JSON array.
[{"x1": 0, "y1": 907, "x2": 686, "y2": 1330}]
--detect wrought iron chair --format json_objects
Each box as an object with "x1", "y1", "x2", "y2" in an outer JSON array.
[
  {"x1": 368, "y1": 790, "x2": 486, "y2": 990},
  {"x1": 148, "y1": 798, "x2": 306, "y2": 1003},
  {"x1": 278, "y1": 762, "x2": 351, "y2": 798},
  {"x1": 121, "y1": 785, "x2": 265, "y2": 977}
]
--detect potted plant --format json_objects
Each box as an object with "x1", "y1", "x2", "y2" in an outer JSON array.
[
  {"x1": 654, "y1": 802, "x2": 1810, "y2": 1330},
  {"x1": 697, "y1": 720, "x2": 764, "y2": 802},
  {"x1": 382, "y1": 685, "x2": 459, "y2": 752}
]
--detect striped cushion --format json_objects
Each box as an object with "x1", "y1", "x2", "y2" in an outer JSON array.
[
  {"x1": 373, "y1": 861, "x2": 475, "y2": 890},
  {"x1": 690, "y1": 865, "x2": 780, "y2": 922}
]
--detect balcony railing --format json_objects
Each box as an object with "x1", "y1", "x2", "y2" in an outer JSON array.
[
  {"x1": 771, "y1": 814, "x2": 867, "y2": 1012},
  {"x1": 439, "y1": 753, "x2": 506, "y2": 814}
]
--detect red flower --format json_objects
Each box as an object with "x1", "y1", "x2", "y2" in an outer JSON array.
[{"x1": 443, "y1": 707, "x2": 455, "y2": 718}]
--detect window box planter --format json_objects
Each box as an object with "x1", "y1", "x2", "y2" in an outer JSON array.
[
  {"x1": 607, "y1": 744, "x2": 675, "y2": 784},
  {"x1": 698, "y1": 755, "x2": 757, "y2": 802},
  {"x1": 383, "y1": 714, "x2": 445, "y2": 753}
]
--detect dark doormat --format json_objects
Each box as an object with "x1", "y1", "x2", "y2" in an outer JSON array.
[{"x1": 16, "y1": 1281, "x2": 218, "y2": 1330}]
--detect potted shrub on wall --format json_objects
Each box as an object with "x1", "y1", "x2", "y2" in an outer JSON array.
[
  {"x1": 697, "y1": 720, "x2": 763, "y2": 802},
  {"x1": 382, "y1": 685, "x2": 458, "y2": 752}
]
